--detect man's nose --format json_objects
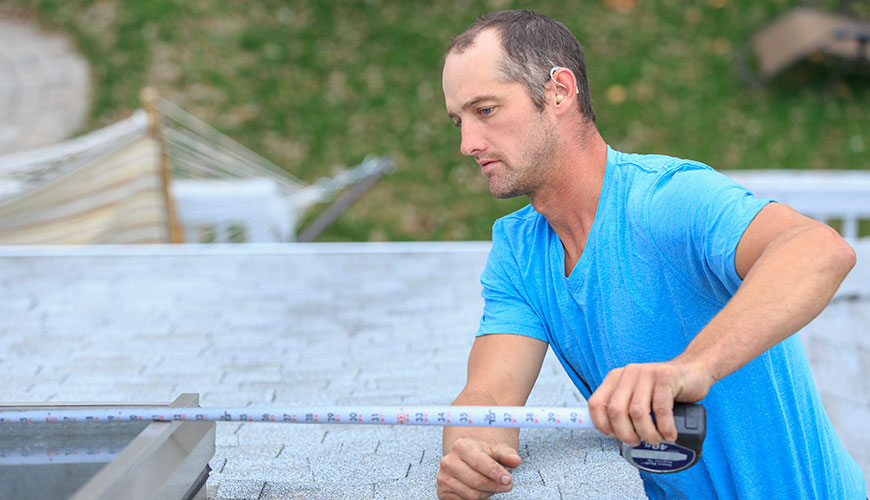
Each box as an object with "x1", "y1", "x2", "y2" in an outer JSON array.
[{"x1": 459, "y1": 122, "x2": 485, "y2": 157}]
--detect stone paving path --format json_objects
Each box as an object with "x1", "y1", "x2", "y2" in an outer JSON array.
[{"x1": 0, "y1": 15, "x2": 90, "y2": 155}]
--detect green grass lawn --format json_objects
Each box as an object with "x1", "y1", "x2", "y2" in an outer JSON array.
[{"x1": 5, "y1": 0, "x2": 869, "y2": 240}]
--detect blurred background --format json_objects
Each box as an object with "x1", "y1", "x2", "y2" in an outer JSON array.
[
  {"x1": 1, "y1": 3, "x2": 869, "y2": 496},
  {"x1": 1, "y1": 0, "x2": 868, "y2": 242}
]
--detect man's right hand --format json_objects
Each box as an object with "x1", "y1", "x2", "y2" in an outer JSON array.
[
  {"x1": 437, "y1": 438, "x2": 522, "y2": 500},
  {"x1": 438, "y1": 334, "x2": 547, "y2": 499}
]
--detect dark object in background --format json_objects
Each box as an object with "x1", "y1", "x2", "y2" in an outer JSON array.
[{"x1": 737, "y1": 6, "x2": 870, "y2": 85}]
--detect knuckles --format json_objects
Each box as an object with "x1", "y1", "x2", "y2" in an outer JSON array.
[
  {"x1": 587, "y1": 392, "x2": 602, "y2": 406},
  {"x1": 651, "y1": 402, "x2": 672, "y2": 415},
  {"x1": 436, "y1": 470, "x2": 450, "y2": 487},
  {"x1": 437, "y1": 472, "x2": 493, "y2": 500},
  {"x1": 606, "y1": 402, "x2": 627, "y2": 419},
  {"x1": 438, "y1": 440, "x2": 498, "y2": 498},
  {"x1": 628, "y1": 403, "x2": 650, "y2": 420},
  {"x1": 451, "y1": 438, "x2": 478, "y2": 456}
]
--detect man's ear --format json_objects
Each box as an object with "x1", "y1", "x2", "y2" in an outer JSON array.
[{"x1": 550, "y1": 67, "x2": 578, "y2": 114}]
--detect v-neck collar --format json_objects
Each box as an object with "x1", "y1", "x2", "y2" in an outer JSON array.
[{"x1": 549, "y1": 145, "x2": 616, "y2": 289}]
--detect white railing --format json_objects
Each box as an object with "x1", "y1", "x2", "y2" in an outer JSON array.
[
  {"x1": 170, "y1": 169, "x2": 870, "y2": 244},
  {"x1": 171, "y1": 178, "x2": 298, "y2": 243},
  {"x1": 724, "y1": 170, "x2": 870, "y2": 239},
  {"x1": 170, "y1": 155, "x2": 393, "y2": 244}
]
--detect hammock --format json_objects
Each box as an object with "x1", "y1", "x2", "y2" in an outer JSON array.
[{"x1": 0, "y1": 94, "x2": 392, "y2": 244}]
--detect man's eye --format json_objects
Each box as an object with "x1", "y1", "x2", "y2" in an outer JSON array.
[
  {"x1": 453, "y1": 119, "x2": 461, "y2": 128},
  {"x1": 479, "y1": 107, "x2": 494, "y2": 116}
]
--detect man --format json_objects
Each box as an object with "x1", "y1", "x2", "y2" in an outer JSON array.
[{"x1": 437, "y1": 9, "x2": 865, "y2": 500}]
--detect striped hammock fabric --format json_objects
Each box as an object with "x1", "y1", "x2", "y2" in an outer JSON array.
[
  {"x1": 0, "y1": 95, "x2": 392, "y2": 244},
  {"x1": 0, "y1": 112, "x2": 175, "y2": 244}
]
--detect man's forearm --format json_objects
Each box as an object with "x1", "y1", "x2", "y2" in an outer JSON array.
[
  {"x1": 677, "y1": 224, "x2": 856, "y2": 384},
  {"x1": 442, "y1": 389, "x2": 520, "y2": 455}
]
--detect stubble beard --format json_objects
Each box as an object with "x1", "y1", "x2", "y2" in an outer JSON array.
[{"x1": 487, "y1": 115, "x2": 561, "y2": 200}]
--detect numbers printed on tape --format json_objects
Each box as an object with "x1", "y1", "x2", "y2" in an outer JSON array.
[{"x1": 0, "y1": 405, "x2": 592, "y2": 429}]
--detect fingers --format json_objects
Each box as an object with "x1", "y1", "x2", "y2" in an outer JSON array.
[
  {"x1": 458, "y1": 440, "x2": 514, "y2": 487},
  {"x1": 437, "y1": 469, "x2": 497, "y2": 500},
  {"x1": 627, "y1": 372, "x2": 663, "y2": 446},
  {"x1": 437, "y1": 438, "x2": 517, "y2": 500},
  {"x1": 589, "y1": 363, "x2": 691, "y2": 447},
  {"x1": 492, "y1": 444, "x2": 522, "y2": 469},
  {"x1": 604, "y1": 366, "x2": 643, "y2": 446},
  {"x1": 588, "y1": 367, "x2": 620, "y2": 437},
  {"x1": 652, "y1": 384, "x2": 677, "y2": 443}
]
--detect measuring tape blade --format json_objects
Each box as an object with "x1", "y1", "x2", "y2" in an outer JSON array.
[
  {"x1": 0, "y1": 403, "x2": 706, "y2": 474},
  {"x1": 0, "y1": 405, "x2": 591, "y2": 428},
  {"x1": 0, "y1": 447, "x2": 121, "y2": 465}
]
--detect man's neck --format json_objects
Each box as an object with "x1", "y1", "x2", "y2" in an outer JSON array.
[{"x1": 529, "y1": 131, "x2": 607, "y2": 275}]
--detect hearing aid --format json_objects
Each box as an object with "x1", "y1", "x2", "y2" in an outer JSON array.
[{"x1": 549, "y1": 66, "x2": 579, "y2": 104}]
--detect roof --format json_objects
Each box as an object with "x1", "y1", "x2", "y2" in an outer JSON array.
[{"x1": 0, "y1": 241, "x2": 867, "y2": 498}]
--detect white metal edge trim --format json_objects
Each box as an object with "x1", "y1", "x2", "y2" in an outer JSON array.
[
  {"x1": 0, "y1": 241, "x2": 493, "y2": 257},
  {"x1": 3, "y1": 239, "x2": 869, "y2": 258}
]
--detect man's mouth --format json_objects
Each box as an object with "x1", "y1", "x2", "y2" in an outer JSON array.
[{"x1": 478, "y1": 159, "x2": 500, "y2": 173}]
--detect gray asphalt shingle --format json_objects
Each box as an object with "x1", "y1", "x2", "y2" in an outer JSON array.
[{"x1": 1, "y1": 241, "x2": 867, "y2": 497}]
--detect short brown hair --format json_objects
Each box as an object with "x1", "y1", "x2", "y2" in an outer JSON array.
[{"x1": 447, "y1": 10, "x2": 595, "y2": 122}]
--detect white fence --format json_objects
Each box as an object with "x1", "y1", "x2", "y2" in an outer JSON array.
[
  {"x1": 171, "y1": 178, "x2": 297, "y2": 243},
  {"x1": 724, "y1": 170, "x2": 870, "y2": 239},
  {"x1": 171, "y1": 170, "x2": 870, "y2": 244}
]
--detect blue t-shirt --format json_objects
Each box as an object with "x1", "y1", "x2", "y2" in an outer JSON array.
[{"x1": 478, "y1": 146, "x2": 866, "y2": 499}]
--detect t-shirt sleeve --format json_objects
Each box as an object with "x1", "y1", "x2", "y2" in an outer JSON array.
[
  {"x1": 476, "y1": 221, "x2": 549, "y2": 342},
  {"x1": 645, "y1": 165, "x2": 772, "y2": 302}
]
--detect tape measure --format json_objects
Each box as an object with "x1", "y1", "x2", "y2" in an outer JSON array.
[
  {"x1": 620, "y1": 403, "x2": 706, "y2": 474},
  {"x1": 0, "y1": 403, "x2": 705, "y2": 473}
]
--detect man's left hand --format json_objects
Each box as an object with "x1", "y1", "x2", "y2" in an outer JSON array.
[{"x1": 587, "y1": 360, "x2": 712, "y2": 446}]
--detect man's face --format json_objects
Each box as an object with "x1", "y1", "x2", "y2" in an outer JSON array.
[{"x1": 442, "y1": 30, "x2": 560, "y2": 199}]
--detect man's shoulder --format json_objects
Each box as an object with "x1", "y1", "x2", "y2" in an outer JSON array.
[
  {"x1": 610, "y1": 148, "x2": 726, "y2": 210},
  {"x1": 492, "y1": 204, "x2": 542, "y2": 231},
  {"x1": 488, "y1": 205, "x2": 550, "y2": 264},
  {"x1": 613, "y1": 148, "x2": 713, "y2": 178}
]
